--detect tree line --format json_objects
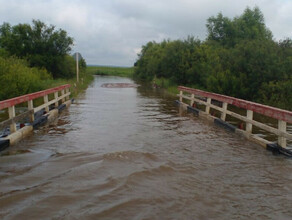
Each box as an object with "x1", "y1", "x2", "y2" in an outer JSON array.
[
  {"x1": 134, "y1": 7, "x2": 292, "y2": 110},
  {"x1": 0, "y1": 20, "x2": 86, "y2": 100}
]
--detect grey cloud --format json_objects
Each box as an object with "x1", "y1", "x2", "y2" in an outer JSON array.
[{"x1": 0, "y1": 0, "x2": 291, "y2": 66}]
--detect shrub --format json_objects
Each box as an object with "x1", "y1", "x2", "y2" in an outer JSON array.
[{"x1": 0, "y1": 56, "x2": 52, "y2": 100}]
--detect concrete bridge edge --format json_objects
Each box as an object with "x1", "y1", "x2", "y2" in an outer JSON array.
[
  {"x1": 0, "y1": 99, "x2": 72, "y2": 148},
  {"x1": 175, "y1": 100, "x2": 292, "y2": 157}
]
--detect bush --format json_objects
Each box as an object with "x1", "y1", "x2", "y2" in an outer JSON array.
[
  {"x1": 0, "y1": 56, "x2": 52, "y2": 100},
  {"x1": 259, "y1": 80, "x2": 292, "y2": 110},
  {"x1": 134, "y1": 7, "x2": 292, "y2": 110},
  {"x1": 0, "y1": 20, "x2": 74, "y2": 78}
]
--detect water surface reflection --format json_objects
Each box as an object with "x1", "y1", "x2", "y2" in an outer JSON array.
[{"x1": 0, "y1": 76, "x2": 291, "y2": 220}]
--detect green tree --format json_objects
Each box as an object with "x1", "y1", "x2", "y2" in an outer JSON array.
[
  {"x1": 206, "y1": 13, "x2": 234, "y2": 47},
  {"x1": 135, "y1": 41, "x2": 163, "y2": 81},
  {"x1": 0, "y1": 56, "x2": 52, "y2": 100},
  {"x1": 134, "y1": 7, "x2": 292, "y2": 110},
  {"x1": 79, "y1": 57, "x2": 87, "y2": 72},
  {"x1": 0, "y1": 20, "x2": 74, "y2": 78},
  {"x1": 234, "y1": 7, "x2": 272, "y2": 41},
  {"x1": 259, "y1": 80, "x2": 292, "y2": 110},
  {"x1": 206, "y1": 7, "x2": 272, "y2": 47}
]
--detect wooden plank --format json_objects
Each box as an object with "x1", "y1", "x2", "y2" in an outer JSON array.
[
  {"x1": 44, "y1": 95, "x2": 49, "y2": 112},
  {"x1": 27, "y1": 100, "x2": 34, "y2": 122},
  {"x1": 227, "y1": 110, "x2": 292, "y2": 139},
  {"x1": 205, "y1": 98, "x2": 211, "y2": 114},
  {"x1": 178, "y1": 86, "x2": 292, "y2": 123},
  {"x1": 178, "y1": 86, "x2": 292, "y2": 151},
  {"x1": 61, "y1": 89, "x2": 65, "y2": 102},
  {"x1": 186, "y1": 96, "x2": 292, "y2": 140},
  {"x1": 177, "y1": 94, "x2": 196, "y2": 101},
  {"x1": 278, "y1": 120, "x2": 287, "y2": 148},
  {"x1": 0, "y1": 92, "x2": 70, "y2": 131},
  {"x1": 8, "y1": 106, "x2": 16, "y2": 133},
  {"x1": 54, "y1": 92, "x2": 59, "y2": 107},
  {"x1": 190, "y1": 94, "x2": 195, "y2": 107},
  {"x1": 0, "y1": 84, "x2": 71, "y2": 110},
  {"x1": 246, "y1": 110, "x2": 253, "y2": 133},
  {"x1": 0, "y1": 110, "x2": 34, "y2": 130},
  {"x1": 179, "y1": 91, "x2": 183, "y2": 102},
  {"x1": 34, "y1": 93, "x2": 69, "y2": 113},
  {"x1": 65, "y1": 88, "x2": 70, "y2": 100},
  {"x1": 221, "y1": 102, "x2": 228, "y2": 121}
]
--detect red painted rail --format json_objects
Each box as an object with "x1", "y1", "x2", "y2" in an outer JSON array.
[
  {"x1": 178, "y1": 86, "x2": 292, "y2": 124},
  {"x1": 0, "y1": 84, "x2": 71, "y2": 111}
]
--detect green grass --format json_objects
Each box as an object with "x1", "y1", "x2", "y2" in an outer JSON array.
[
  {"x1": 87, "y1": 65, "x2": 134, "y2": 78},
  {"x1": 153, "y1": 77, "x2": 179, "y2": 95},
  {"x1": 166, "y1": 86, "x2": 179, "y2": 95},
  {"x1": 42, "y1": 70, "x2": 94, "y2": 98}
]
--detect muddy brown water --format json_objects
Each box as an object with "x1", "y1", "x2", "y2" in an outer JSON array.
[{"x1": 0, "y1": 76, "x2": 291, "y2": 220}]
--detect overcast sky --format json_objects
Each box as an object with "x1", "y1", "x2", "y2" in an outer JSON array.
[{"x1": 0, "y1": 0, "x2": 291, "y2": 66}]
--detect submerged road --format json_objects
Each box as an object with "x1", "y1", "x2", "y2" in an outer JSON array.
[{"x1": 0, "y1": 76, "x2": 291, "y2": 219}]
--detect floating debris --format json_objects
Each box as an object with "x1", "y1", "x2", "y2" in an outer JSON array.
[
  {"x1": 1, "y1": 149, "x2": 31, "y2": 156},
  {"x1": 101, "y1": 83, "x2": 139, "y2": 88}
]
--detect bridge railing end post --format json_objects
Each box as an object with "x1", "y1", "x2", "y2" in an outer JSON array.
[
  {"x1": 221, "y1": 102, "x2": 228, "y2": 121},
  {"x1": 65, "y1": 88, "x2": 70, "y2": 101},
  {"x1": 190, "y1": 94, "x2": 195, "y2": 107},
  {"x1": 27, "y1": 100, "x2": 34, "y2": 122},
  {"x1": 61, "y1": 89, "x2": 65, "y2": 103},
  {"x1": 43, "y1": 95, "x2": 49, "y2": 112},
  {"x1": 179, "y1": 90, "x2": 183, "y2": 102},
  {"x1": 278, "y1": 120, "x2": 287, "y2": 148},
  {"x1": 8, "y1": 106, "x2": 16, "y2": 133},
  {"x1": 246, "y1": 110, "x2": 253, "y2": 134},
  {"x1": 205, "y1": 98, "x2": 211, "y2": 114},
  {"x1": 54, "y1": 92, "x2": 59, "y2": 107}
]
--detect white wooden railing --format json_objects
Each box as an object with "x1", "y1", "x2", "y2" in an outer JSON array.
[
  {"x1": 0, "y1": 84, "x2": 71, "y2": 134},
  {"x1": 178, "y1": 86, "x2": 292, "y2": 149}
]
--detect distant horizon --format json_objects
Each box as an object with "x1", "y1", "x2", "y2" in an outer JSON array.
[
  {"x1": 2, "y1": 1, "x2": 290, "y2": 66},
  {"x1": 87, "y1": 64, "x2": 133, "y2": 68}
]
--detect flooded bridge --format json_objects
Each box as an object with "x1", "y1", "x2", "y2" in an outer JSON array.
[{"x1": 0, "y1": 76, "x2": 291, "y2": 219}]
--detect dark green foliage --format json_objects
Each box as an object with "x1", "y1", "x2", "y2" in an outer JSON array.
[
  {"x1": 259, "y1": 80, "x2": 292, "y2": 110},
  {"x1": 0, "y1": 20, "x2": 91, "y2": 101},
  {"x1": 134, "y1": 7, "x2": 292, "y2": 110},
  {"x1": 87, "y1": 65, "x2": 134, "y2": 77},
  {"x1": 0, "y1": 20, "x2": 74, "y2": 78},
  {"x1": 0, "y1": 56, "x2": 52, "y2": 100},
  {"x1": 206, "y1": 7, "x2": 272, "y2": 47},
  {"x1": 79, "y1": 58, "x2": 87, "y2": 72}
]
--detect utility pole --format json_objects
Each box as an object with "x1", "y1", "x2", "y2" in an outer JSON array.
[{"x1": 76, "y1": 52, "x2": 79, "y2": 83}]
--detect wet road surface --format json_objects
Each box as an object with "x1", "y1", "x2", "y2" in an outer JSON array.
[{"x1": 0, "y1": 76, "x2": 291, "y2": 220}]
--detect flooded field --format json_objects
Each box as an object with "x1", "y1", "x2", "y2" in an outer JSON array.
[{"x1": 0, "y1": 76, "x2": 291, "y2": 220}]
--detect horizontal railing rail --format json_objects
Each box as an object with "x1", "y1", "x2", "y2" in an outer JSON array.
[
  {"x1": 0, "y1": 84, "x2": 71, "y2": 134},
  {"x1": 178, "y1": 86, "x2": 292, "y2": 149},
  {"x1": 0, "y1": 84, "x2": 70, "y2": 110},
  {"x1": 178, "y1": 86, "x2": 292, "y2": 123}
]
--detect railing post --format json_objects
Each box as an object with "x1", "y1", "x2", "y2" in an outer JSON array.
[
  {"x1": 246, "y1": 110, "x2": 253, "y2": 133},
  {"x1": 8, "y1": 106, "x2": 16, "y2": 133},
  {"x1": 44, "y1": 95, "x2": 49, "y2": 112},
  {"x1": 205, "y1": 98, "x2": 211, "y2": 114},
  {"x1": 179, "y1": 91, "x2": 183, "y2": 102},
  {"x1": 190, "y1": 94, "x2": 194, "y2": 107},
  {"x1": 65, "y1": 88, "x2": 70, "y2": 101},
  {"x1": 221, "y1": 102, "x2": 228, "y2": 121},
  {"x1": 54, "y1": 92, "x2": 59, "y2": 107},
  {"x1": 61, "y1": 89, "x2": 65, "y2": 103},
  {"x1": 27, "y1": 100, "x2": 34, "y2": 122},
  {"x1": 278, "y1": 120, "x2": 287, "y2": 148}
]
